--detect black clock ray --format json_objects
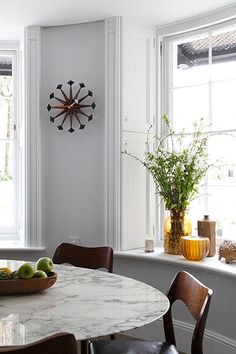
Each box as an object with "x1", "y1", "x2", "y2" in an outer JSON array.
[
  {"x1": 57, "y1": 84, "x2": 70, "y2": 102},
  {"x1": 47, "y1": 80, "x2": 96, "y2": 133}
]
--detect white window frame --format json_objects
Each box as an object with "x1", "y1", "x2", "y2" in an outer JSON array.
[
  {"x1": 159, "y1": 18, "x2": 236, "y2": 244},
  {"x1": 0, "y1": 28, "x2": 42, "y2": 248},
  {"x1": 24, "y1": 27, "x2": 42, "y2": 248},
  {"x1": 0, "y1": 42, "x2": 24, "y2": 245}
]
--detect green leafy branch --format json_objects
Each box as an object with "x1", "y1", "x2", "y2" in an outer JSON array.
[{"x1": 123, "y1": 115, "x2": 216, "y2": 211}]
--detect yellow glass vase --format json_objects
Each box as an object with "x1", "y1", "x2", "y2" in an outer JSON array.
[{"x1": 164, "y1": 209, "x2": 192, "y2": 255}]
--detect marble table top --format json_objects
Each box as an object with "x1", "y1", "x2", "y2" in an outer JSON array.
[{"x1": 0, "y1": 260, "x2": 169, "y2": 345}]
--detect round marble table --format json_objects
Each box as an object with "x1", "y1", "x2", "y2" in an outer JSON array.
[{"x1": 0, "y1": 260, "x2": 169, "y2": 345}]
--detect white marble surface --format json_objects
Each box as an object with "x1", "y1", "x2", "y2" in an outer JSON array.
[{"x1": 0, "y1": 260, "x2": 169, "y2": 345}]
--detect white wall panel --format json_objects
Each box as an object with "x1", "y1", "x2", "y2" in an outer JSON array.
[
  {"x1": 25, "y1": 27, "x2": 42, "y2": 247},
  {"x1": 122, "y1": 21, "x2": 156, "y2": 132},
  {"x1": 121, "y1": 132, "x2": 154, "y2": 250},
  {"x1": 120, "y1": 20, "x2": 156, "y2": 250}
]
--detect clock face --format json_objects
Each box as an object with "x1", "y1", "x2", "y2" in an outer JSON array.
[{"x1": 47, "y1": 80, "x2": 96, "y2": 133}]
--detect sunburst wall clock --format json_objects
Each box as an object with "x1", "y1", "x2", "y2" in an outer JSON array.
[{"x1": 47, "y1": 80, "x2": 96, "y2": 133}]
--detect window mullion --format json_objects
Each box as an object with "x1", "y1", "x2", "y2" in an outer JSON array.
[{"x1": 209, "y1": 31, "x2": 213, "y2": 127}]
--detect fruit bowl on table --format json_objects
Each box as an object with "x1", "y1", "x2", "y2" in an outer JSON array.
[{"x1": 0, "y1": 272, "x2": 57, "y2": 295}]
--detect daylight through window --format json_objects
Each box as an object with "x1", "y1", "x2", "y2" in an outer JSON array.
[
  {"x1": 0, "y1": 51, "x2": 17, "y2": 238},
  {"x1": 166, "y1": 24, "x2": 236, "y2": 240}
]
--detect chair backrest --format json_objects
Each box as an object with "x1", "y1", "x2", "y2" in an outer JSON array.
[
  {"x1": 163, "y1": 271, "x2": 213, "y2": 354},
  {"x1": 53, "y1": 242, "x2": 113, "y2": 273},
  {"x1": 0, "y1": 333, "x2": 77, "y2": 354}
]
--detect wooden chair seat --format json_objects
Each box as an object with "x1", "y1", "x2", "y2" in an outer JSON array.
[
  {"x1": 90, "y1": 271, "x2": 213, "y2": 354},
  {"x1": 0, "y1": 333, "x2": 77, "y2": 354}
]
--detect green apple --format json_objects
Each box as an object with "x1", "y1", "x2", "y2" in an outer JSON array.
[
  {"x1": 36, "y1": 257, "x2": 53, "y2": 273},
  {"x1": 18, "y1": 263, "x2": 35, "y2": 279},
  {"x1": 33, "y1": 270, "x2": 47, "y2": 278}
]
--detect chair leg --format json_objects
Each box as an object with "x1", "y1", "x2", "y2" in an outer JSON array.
[
  {"x1": 81, "y1": 339, "x2": 88, "y2": 354},
  {"x1": 82, "y1": 335, "x2": 114, "y2": 353}
]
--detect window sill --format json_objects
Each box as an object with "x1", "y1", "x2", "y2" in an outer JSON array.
[
  {"x1": 114, "y1": 247, "x2": 236, "y2": 279},
  {"x1": 0, "y1": 244, "x2": 45, "y2": 252}
]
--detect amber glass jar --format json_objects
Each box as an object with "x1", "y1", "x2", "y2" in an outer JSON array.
[
  {"x1": 181, "y1": 236, "x2": 210, "y2": 261},
  {"x1": 164, "y1": 209, "x2": 192, "y2": 255}
]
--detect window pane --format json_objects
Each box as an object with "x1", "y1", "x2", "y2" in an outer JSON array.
[
  {"x1": 0, "y1": 141, "x2": 15, "y2": 228},
  {"x1": 170, "y1": 28, "x2": 236, "y2": 241},
  {"x1": 0, "y1": 52, "x2": 16, "y2": 233},
  {"x1": 208, "y1": 133, "x2": 236, "y2": 176},
  {"x1": 0, "y1": 56, "x2": 14, "y2": 140},
  {"x1": 173, "y1": 35, "x2": 209, "y2": 87},
  {"x1": 208, "y1": 185, "x2": 236, "y2": 239},
  {"x1": 188, "y1": 184, "x2": 236, "y2": 239},
  {"x1": 211, "y1": 80, "x2": 236, "y2": 130},
  {"x1": 212, "y1": 29, "x2": 236, "y2": 81},
  {"x1": 188, "y1": 194, "x2": 205, "y2": 234},
  {"x1": 173, "y1": 85, "x2": 209, "y2": 131},
  {"x1": 212, "y1": 61, "x2": 236, "y2": 82}
]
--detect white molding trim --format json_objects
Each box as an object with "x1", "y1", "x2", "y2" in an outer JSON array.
[
  {"x1": 156, "y1": 4, "x2": 236, "y2": 37},
  {"x1": 171, "y1": 318, "x2": 236, "y2": 354},
  {"x1": 0, "y1": 40, "x2": 19, "y2": 50},
  {"x1": 132, "y1": 317, "x2": 236, "y2": 354},
  {"x1": 105, "y1": 17, "x2": 122, "y2": 250},
  {"x1": 24, "y1": 26, "x2": 42, "y2": 247}
]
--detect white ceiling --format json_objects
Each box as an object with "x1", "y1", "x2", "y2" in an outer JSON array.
[{"x1": 1, "y1": 0, "x2": 236, "y2": 38}]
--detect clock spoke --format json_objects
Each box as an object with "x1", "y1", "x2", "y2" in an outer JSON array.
[
  {"x1": 50, "y1": 94, "x2": 67, "y2": 105},
  {"x1": 77, "y1": 90, "x2": 93, "y2": 103},
  {"x1": 50, "y1": 109, "x2": 68, "y2": 122},
  {"x1": 75, "y1": 109, "x2": 93, "y2": 122},
  {"x1": 68, "y1": 111, "x2": 75, "y2": 133},
  {"x1": 73, "y1": 83, "x2": 85, "y2": 100},
  {"x1": 73, "y1": 88, "x2": 82, "y2": 101},
  {"x1": 50, "y1": 105, "x2": 69, "y2": 109},
  {"x1": 74, "y1": 112, "x2": 85, "y2": 129},
  {"x1": 57, "y1": 111, "x2": 70, "y2": 130},
  {"x1": 80, "y1": 102, "x2": 96, "y2": 109},
  {"x1": 67, "y1": 80, "x2": 74, "y2": 101},
  {"x1": 57, "y1": 85, "x2": 70, "y2": 103},
  {"x1": 75, "y1": 109, "x2": 88, "y2": 118}
]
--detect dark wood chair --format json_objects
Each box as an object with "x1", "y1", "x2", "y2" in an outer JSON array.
[
  {"x1": 89, "y1": 271, "x2": 213, "y2": 354},
  {"x1": 0, "y1": 332, "x2": 77, "y2": 354},
  {"x1": 52, "y1": 243, "x2": 113, "y2": 273},
  {"x1": 53, "y1": 242, "x2": 114, "y2": 354}
]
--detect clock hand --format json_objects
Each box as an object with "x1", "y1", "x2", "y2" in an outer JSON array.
[{"x1": 68, "y1": 101, "x2": 76, "y2": 109}]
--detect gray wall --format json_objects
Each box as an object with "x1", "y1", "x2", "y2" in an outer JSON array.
[{"x1": 41, "y1": 21, "x2": 106, "y2": 257}]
